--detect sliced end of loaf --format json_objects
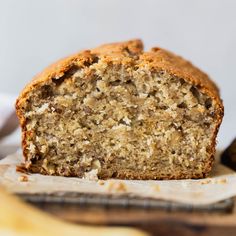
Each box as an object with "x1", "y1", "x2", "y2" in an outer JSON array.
[{"x1": 16, "y1": 53, "x2": 223, "y2": 179}]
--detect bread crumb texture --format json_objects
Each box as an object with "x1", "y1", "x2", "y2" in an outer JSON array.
[{"x1": 16, "y1": 39, "x2": 223, "y2": 180}]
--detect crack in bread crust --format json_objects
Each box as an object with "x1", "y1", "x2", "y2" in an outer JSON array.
[{"x1": 16, "y1": 40, "x2": 224, "y2": 179}]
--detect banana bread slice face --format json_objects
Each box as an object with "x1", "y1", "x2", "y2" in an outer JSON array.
[{"x1": 16, "y1": 40, "x2": 223, "y2": 179}]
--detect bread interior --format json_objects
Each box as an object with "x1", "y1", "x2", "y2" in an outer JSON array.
[{"x1": 22, "y1": 63, "x2": 218, "y2": 179}]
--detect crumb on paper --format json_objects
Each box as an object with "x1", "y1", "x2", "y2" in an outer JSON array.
[
  {"x1": 106, "y1": 181, "x2": 127, "y2": 193},
  {"x1": 215, "y1": 178, "x2": 227, "y2": 184},
  {"x1": 152, "y1": 184, "x2": 160, "y2": 192},
  {"x1": 83, "y1": 169, "x2": 98, "y2": 180},
  {"x1": 200, "y1": 178, "x2": 227, "y2": 185},
  {"x1": 200, "y1": 179, "x2": 212, "y2": 185},
  {"x1": 98, "y1": 180, "x2": 105, "y2": 186},
  {"x1": 18, "y1": 175, "x2": 28, "y2": 182}
]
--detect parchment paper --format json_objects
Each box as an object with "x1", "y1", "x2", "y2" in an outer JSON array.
[{"x1": 1, "y1": 152, "x2": 236, "y2": 205}]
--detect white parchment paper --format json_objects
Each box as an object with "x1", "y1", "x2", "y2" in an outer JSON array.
[{"x1": 1, "y1": 152, "x2": 236, "y2": 205}]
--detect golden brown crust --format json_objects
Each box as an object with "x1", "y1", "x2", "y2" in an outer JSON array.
[{"x1": 16, "y1": 39, "x2": 224, "y2": 179}]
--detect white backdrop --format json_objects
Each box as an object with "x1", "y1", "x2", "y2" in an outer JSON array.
[{"x1": 0, "y1": 0, "x2": 235, "y2": 149}]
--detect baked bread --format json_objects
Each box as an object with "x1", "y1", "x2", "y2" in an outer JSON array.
[{"x1": 16, "y1": 39, "x2": 224, "y2": 180}]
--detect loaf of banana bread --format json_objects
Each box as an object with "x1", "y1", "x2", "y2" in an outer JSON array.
[{"x1": 16, "y1": 39, "x2": 224, "y2": 179}]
